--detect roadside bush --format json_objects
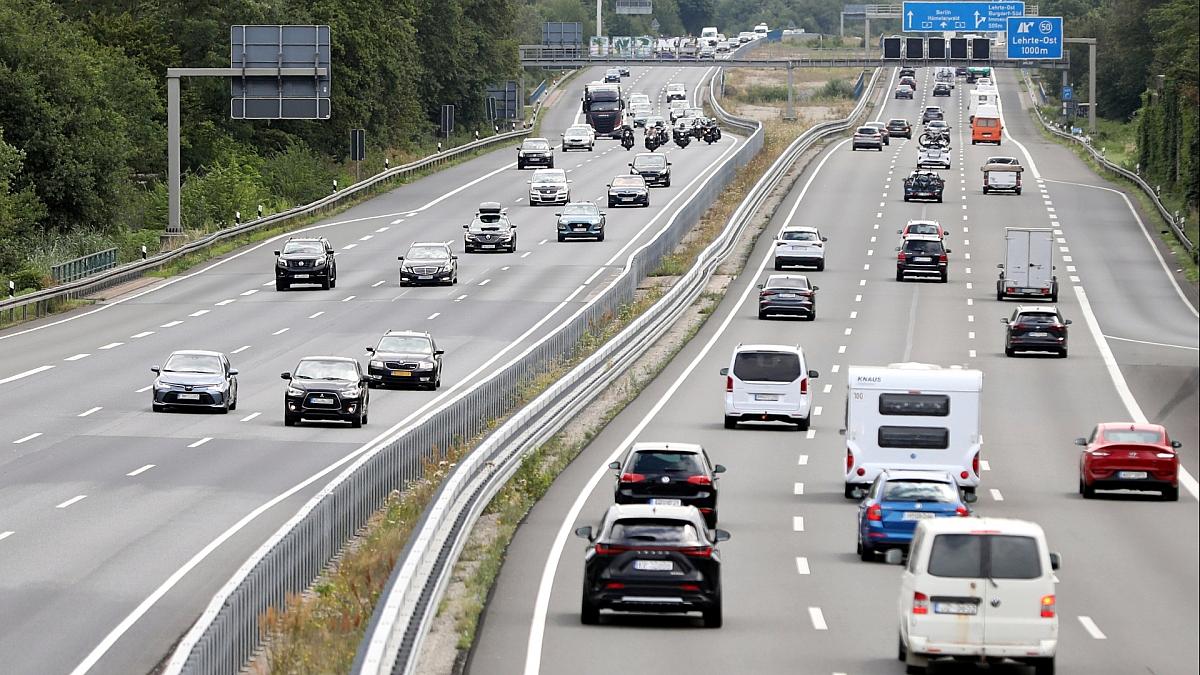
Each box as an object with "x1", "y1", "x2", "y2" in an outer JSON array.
[
  {"x1": 9, "y1": 265, "x2": 48, "y2": 293},
  {"x1": 261, "y1": 140, "x2": 339, "y2": 207},
  {"x1": 180, "y1": 144, "x2": 271, "y2": 231},
  {"x1": 818, "y1": 79, "x2": 854, "y2": 99}
]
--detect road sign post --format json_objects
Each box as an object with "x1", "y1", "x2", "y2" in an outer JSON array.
[
  {"x1": 1061, "y1": 85, "x2": 1073, "y2": 101},
  {"x1": 902, "y1": 2, "x2": 1025, "y2": 32},
  {"x1": 350, "y1": 128, "x2": 366, "y2": 181},
  {"x1": 1007, "y1": 16, "x2": 1063, "y2": 60}
]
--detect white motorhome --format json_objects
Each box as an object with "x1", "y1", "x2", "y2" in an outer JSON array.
[
  {"x1": 997, "y1": 227, "x2": 1057, "y2": 301},
  {"x1": 754, "y1": 22, "x2": 769, "y2": 37},
  {"x1": 967, "y1": 90, "x2": 998, "y2": 121},
  {"x1": 844, "y1": 363, "x2": 982, "y2": 498},
  {"x1": 701, "y1": 26, "x2": 719, "y2": 39}
]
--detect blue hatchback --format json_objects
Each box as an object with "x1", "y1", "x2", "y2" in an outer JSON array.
[{"x1": 856, "y1": 470, "x2": 975, "y2": 562}]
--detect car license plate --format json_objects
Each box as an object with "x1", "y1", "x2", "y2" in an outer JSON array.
[
  {"x1": 312, "y1": 396, "x2": 333, "y2": 403},
  {"x1": 650, "y1": 498, "x2": 682, "y2": 506},
  {"x1": 621, "y1": 197, "x2": 634, "y2": 202},
  {"x1": 1118, "y1": 471, "x2": 1148, "y2": 479},
  {"x1": 418, "y1": 275, "x2": 433, "y2": 280},
  {"x1": 915, "y1": 257, "x2": 932, "y2": 262},
  {"x1": 934, "y1": 601, "x2": 978, "y2": 615},
  {"x1": 481, "y1": 244, "x2": 495, "y2": 249},
  {"x1": 778, "y1": 293, "x2": 797, "y2": 298},
  {"x1": 177, "y1": 393, "x2": 200, "y2": 400},
  {"x1": 1029, "y1": 332, "x2": 1049, "y2": 337},
  {"x1": 574, "y1": 226, "x2": 586, "y2": 231},
  {"x1": 755, "y1": 393, "x2": 779, "y2": 401},
  {"x1": 902, "y1": 511, "x2": 935, "y2": 520},
  {"x1": 293, "y1": 274, "x2": 309, "y2": 279},
  {"x1": 391, "y1": 370, "x2": 412, "y2": 377},
  {"x1": 633, "y1": 560, "x2": 673, "y2": 571}
]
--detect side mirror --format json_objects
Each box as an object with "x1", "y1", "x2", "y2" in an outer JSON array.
[
  {"x1": 756, "y1": 283, "x2": 764, "y2": 289},
  {"x1": 554, "y1": 213, "x2": 561, "y2": 217},
  {"x1": 850, "y1": 487, "x2": 866, "y2": 500},
  {"x1": 608, "y1": 461, "x2": 621, "y2": 471},
  {"x1": 574, "y1": 525, "x2": 593, "y2": 540},
  {"x1": 1171, "y1": 440, "x2": 1182, "y2": 448},
  {"x1": 628, "y1": 162, "x2": 634, "y2": 167},
  {"x1": 1001, "y1": 318, "x2": 1010, "y2": 324},
  {"x1": 884, "y1": 549, "x2": 905, "y2": 565},
  {"x1": 567, "y1": 179, "x2": 574, "y2": 183},
  {"x1": 821, "y1": 237, "x2": 828, "y2": 242},
  {"x1": 963, "y1": 491, "x2": 979, "y2": 504},
  {"x1": 365, "y1": 346, "x2": 376, "y2": 353},
  {"x1": 808, "y1": 369, "x2": 819, "y2": 378},
  {"x1": 838, "y1": 428, "x2": 846, "y2": 436},
  {"x1": 150, "y1": 366, "x2": 161, "y2": 374},
  {"x1": 1064, "y1": 319, "x2": 1073, "y2": 325},
  {"x1": 895, "y1": 247, "x2": 901, "y2": 252},
  {"x1": 606, "y1": 184, "x2": 611, "y2": 188},
  {"x1": 397, "y1": 256, "x2": 404, "y2": 261},
  {"x1": 713, "y1": 529, "x2": 731, "y2": 542},
  {"x1": 719, "y1": 367, "x2": 729, "y2": 376},
  {"x1": 600, "y1": 212, "x2": 607, "y2": 217},
  {"x1": 228, "y1": 368, "x2": 239, "y2": 376},
  {"x1": 713, "y1": 464, "x2": 726, "y2": 474},
  {"x1": 945, "y1": 249, "x2": 952, "y2": 254},
  {"x1": 462, "y1": 224, "x2": 469, "y2": 229},
  {"x1": 434, "y1": 349, "x2": 445, "y2": 356},
  {"x1": 812, "y1": 285, "x2": 820, "y2": 291},
  {"x1": 896, "y1": 229, "x2": 903, "y2": 234},
  {"x1": 997, "y1": 263, "x2": 1005, "y2": 269},
  {"x1": 451, "y1": 255, "x2": 458, "y2": 260},
  {"x1": 273, "y1": 250, "x2": 281, "y2": 256},
  {"x1": 1073, "y1": 437, "x2": 1087, "y2": 446},
  {"x1": 280, "y1": 372, "x2": 292, "y2": 380},
  {"x1": 774, "y1": 241, "x2": 786, "y2": 246},
  {"x1": 1049, "y1": 552, "x2": 1061, "y2": 571},
  {"x1": 667, "y1": 162, "x2": 672, "y2": 166}
]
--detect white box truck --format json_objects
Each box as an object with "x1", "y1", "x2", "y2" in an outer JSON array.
[
  {"x1": 843, "y1": 363, "x2": 983, "y2": 499},
  {"x1": 996, "y1": 227, "x2": 1057, "y2": 301}
]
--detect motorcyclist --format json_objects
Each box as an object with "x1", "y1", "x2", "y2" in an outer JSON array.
[
  {"x1": 620, "y1": 124, "x2": 635, "y2": 150},
  {"x1": 672, "y1": 120, "x2": 691, "y2": 148},
  {"x1": 702, "y1": 118, "x2": 721, "y2": 144}
]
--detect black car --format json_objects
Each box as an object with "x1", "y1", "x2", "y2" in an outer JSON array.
[
  {"x1": 151, "y1": 350, "x2": 238, "y2": 413},
  {"x1": 1003, "y1": 306, "x2": 1071, "y2": 357},
  {"x1": 922, "y1": 106, "x2": 944, "y2": 124},
  {"x1": 557, "y1": 202, "x2": 606, "y2": 242},
  {"x1": 463, "y1": 202, "x2": 516, "y2": 253},
  {"x1": 903, "y1": 170, "x2": 945, "y2": 202},
  {"x1": 896, "y1": 235, "x2": 950, "y2": 282},
  {"x1": 932, "y1": 82, "x2": 952, "y2": 97},
  {"x1": 895, "y1": 86, "x2": 914, "y2": 100},
  {"x1": 899, "y1": 67, "x2": 916, "y2": 78},
  {"x1": 575, "y1": 503, "x2": 730, "y2": 627},
  {"x1": 604, "y1": 68, "x2": 622, "y2": 83},
  {"x1": 609, "y1": 442, "x2": 725, "y2": 527},
  {"x1": 886, "y1": 118, "x2": 912, "y2": 139},
  {"x1": 955, "y1": 66, "x2": 969, "y2": 77},
  {"x1": 399, "y1": 242, "x2": 458, "y2": 286},
  {"x1": 274, "y1": 237, "x2": 336, "y2": 291},
  {"x1": 366, "y1": 330, "x2": 443, "y2": 389},
  {"x1": 282, "y1": 356, "x2": 372, "y2": 427},
  {"x1": 757, "y1": 274, "x2": 818, "y2": 320},
  {"x1": 629, "y1": 153, "x2": 671, "y2": 187},
  {"x1": 608, "y1": 175, "x2": 650, "y2": 208},
  {"x1": 517, "y1": 138, "x2": 554, "y2": 170}
]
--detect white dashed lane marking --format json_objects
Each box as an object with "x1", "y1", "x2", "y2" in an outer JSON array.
[
  {"x1": 55, "y1": 495, "x2": 87, "y2": 509},
  {"x1": 126, "y1": 464, "x2": 155, "y2": 477},
  {"x1": 240, "y1": 289, "x2": 258, "y2": 296},
  {"x1": 1078, "y1": 616, "x2": 1107, "y2": 639},
  {"x1": 13, "y1": 433, "x2": 42, "y2": 444},
  {"x1": 98, "y1": 342, "x2": 123, "y2": 350},
  {"x1": 793, "y1": 516, "x2": 805, "y2": 532},
  {"x1": 187, "y1": 437, "x2": 212, "y2": 448},
  {"x1": 189, "y1": 310, "x2": 210, "y2": 317},
  {"x1": 809, "y1": 607, "x2": 829, "y2": 631},
  {"x1": 160, "y1": 321, "x2": 182, "y2": 328},
  {"x1": 78, "y1": 407, "x2": 102, "y2": 417},
  {"x1": 796, "y1": 557, "x2": 811, "y2": 575},
  {"x1": 64, "y1": 353, "x2": 90, "y2": 361}
]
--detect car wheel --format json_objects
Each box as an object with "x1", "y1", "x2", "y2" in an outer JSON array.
[
  {"x1": 152, "y1": 403, "x2": 166, "y2": 413},
  {"x1": 937, "y1": 196, "x2": 943, "y2": 203},
  {"x1": 350, "y1": 411, "x2": 363, "y2": 428},
  {"x1": 859, "y1": 541, "x2": 875, "y2": 562},
  {"x1": 940, "y1": 272, "x2": 948, "y2": 283},
  {"x1": 665, "y1": 178, "x2": 671, "y2": 187},
  {"x1": 276, "y1": 280, "x2": 289, "y2": 291},
  {"x1": 1082, "y1": 480, "x2": 1096, "y2": 499},
  {"x1": 557, "y1": 234, "x2": 566, "y2": 242},
  {"x1": 228, "y1": 393, "x2": 237, "y2": 411},
  {"x1": 796, "y1": 415, "x2": 811, "y2": 431},
  {"x1": 905, "y1": 649, "x2": 929, "y2": 674},
  {"x1": 1005, "y1": 346, "x2": 1015, "y2": 357},
  {"x1": 517, "y1": 161, "x2": 524, "y2": 170},
  {"x1": 723, "y1": 415, "x2": 737, "y2": 429},
  {"x1": 597, "y1": 231, "x2": 605, "y2": 242},
  {"x1": 1016, "y1": 187, "x2": 1022, "y2": 195},
  {"x1": 580, "y1": 593, "x2": 600, "y2": 625},
  {"x1": 903, "y1": 196, "x2": 910, "y2": 202},
  {"x1": 329, "y1": 273, "x2": 336, "y2": 289},
  {"x1": 895, "y1": 271, "x2": 904, "y2": 282},
  {"x1": 702, "y1": 594, "x2": 722, "y2": 628},
  {"x1": 898, "y1": 634, "x2": 907, "y2": 662},
  {"x1": 1059, "y1": 348, "x2": 1068, "y2": 358},
  {"x1": 321, "y1": 276, "x2": 330, "y2": 290},
  {"x1": 608, "y1": 200, "x2": 615, "y2": 208},
  {"x1": 1078, "y1": 476, "x2": 1085, "y2": 495},
  {"x1": 982, "y1": 186, "x2": 989, "y2": 194},
  {"x1": 1031, "y1": 657, "x2": 1056, "y2": 675},
  {"x1": 284, "y1": 413, "x2": 298, "y2": 427},
  {"x1": 1163, "y1": 485, "x2": 1180, "y2": 501},
  {"x1": 758, "y1": 310, "x2": 767, "y2": 320},
  {"x1": 773, "y1": 261, "x2": 783, "y2": 271},
  {"x1": 816, "y1": 260, "x2": 825, "y2": 272}
]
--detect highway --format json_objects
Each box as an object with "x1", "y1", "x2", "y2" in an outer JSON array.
[
  {"x1": 0, "y1": 64, "x2": 742, "y2": 674},
  {"x1": 470, "y1": 65, "x2": 1200, "y2": 675}
]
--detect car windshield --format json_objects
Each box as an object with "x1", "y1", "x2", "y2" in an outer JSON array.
[
  {"x1": 780, "y1": 230, "x2": 818, "y2": 241},
  {"x1": 631, "y1": 451, "x2": 705, "y2": 475},
  {"x1": 406, "y1": 246, "x2": 449, "y2": 260},
  {"x1": 633, "y1": 104, "x2": 652, "y2": 114},
  {"x1": 376, "y1": 336, "x2": 432, "y2": 354},
  {"x1": 634, "y1": 155, "x2": 666, "y2": 168},
  {"x1": 293, "y1": 360, "x2": 358, "y2": 381},
  {"x1": 733, "y1": 351, "x2": 801, "y2": 382},
  {"x1": 888, "y1": 119, "x2": 907, "y2": 127},
  {"x1": 883, "y1": 480, "x2": 958, "y2": 502},
  {"x1": 904, "y1": 240, "x2": 944, "y2": 254},
  {"x1": 611, "y1": 176, "x2": 643, "y2": 187},
  {"x1": 1103, "y1": 428, "x2": 1163, "y2": 443},
  {"x1": 523, "y1": 140, "x2": 549, "y2": 151},
  {"x1": 474, "y1": 212, "x2": 505, "y2": 225},
  {"x1": 163, "y1": 353, "x2": 222, "y2": 374},
  {"x1": 927, "y1": 534, "x2": 1042, "y2": 579},
  {"x1": 282, "y1": 241, "x2": 324, "y2": 255},
  {"x1": 610, "y1": 519, "x2": 702, "y2": 545},
  {"x1": 592, "y1": 101, "x2": 620, "y2": 111},
  {"x1": 562, "y1": 203, "x2": 598, "y2": 216},
  {"x1": 567, "y1": 126, "x2": 591, "y2": 135},
  {"x1": 1016, "y1": 312, "x2": 1059, "y2": 324},
  {"x1": 532, "y1": 172, "x2": 565, "y2": 184},
  {"x1": 765, "y1": 277, "x2": 810, "y2": 290},
  {"x1": 606, "y1": 70, "x2": 620, "y2": 76}
]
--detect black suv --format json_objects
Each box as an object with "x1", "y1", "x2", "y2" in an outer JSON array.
[
  {"x1": 609, "y1": 443, "x2": 725, "y2": 527},
  {"x1": 282, "y1": 357, "x2": 373, "y2": 427},
  {"x1": 463, "y1": 202, "x2": 516, "y2": 253},
  {"x1": 886, "y1": 118, "x2": 912, "y2": 139},
  {"x1": 575, "y1": 503, "x2": 730, "y2": 627},
  {"x1": 517, "y1": 138, "x2": 554, "y2": 169},
  {"x1": 903, "y1": 170, "x2": 944, "y2": 202},
  {"x1": 1003, "y1": 306, "x2": 1071, "y2": 357},
  {"x1": 933, "y1": 82, "x2": 952, "y2": 97},
  {"x1": 274, "y1": 237, "x2": 336, "y2": 291},
  {"x1": 366, "y1": 330, "x2": 444, "y2": 389},
  {"x1": 896, "y1": 235, "x2": 951, "y2": 282},
  {"x1": 629, "y1": 153, "x2": 671, "y2": 187},
  {"x1": 922, "y1": 106, "x2": 944, "y2": 124}
]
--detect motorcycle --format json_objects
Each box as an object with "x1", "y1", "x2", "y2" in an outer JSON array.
[
  {"x1": 644, "y1": 132, "x2": 660, "y2": 152},
  {"x1": 673, "y1": 127, "x2": 691, "y2": 149},
  {"x1": 620, "y1": 127, "x2": 635, "y2": 151},
  {"x1": 702, "y1": 124, "x2": 721, "y2": 145}
]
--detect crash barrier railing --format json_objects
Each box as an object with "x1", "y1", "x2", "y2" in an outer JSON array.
[
  {"x1": 50, "y1": 248, "x2": 118, "y2": 284},
  {"x1": 160, "y1": 64, "x2": 755, "y2": 675},
  {"x1": 0, "y1": 73, "x2": 574, "y2": 325},
  {"x1": 1020, "y1": 70, "x2": 1195, "y2": 258},
  {"x1": 852, "y1": 69, "x2": 868, "y2": 99},
  {"x1": 527, "y1": 79, "x2": 549, "y2": 104},
  {"x1": 353, "y1": 65, "x2": 885, "y2": 675}
]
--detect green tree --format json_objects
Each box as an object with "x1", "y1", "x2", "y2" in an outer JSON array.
[{"x1": 0, "y1": 132, "x2": 47, "y2": 273}]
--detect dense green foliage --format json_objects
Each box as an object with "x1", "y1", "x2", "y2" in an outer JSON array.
[{"x1": 0, "y1": 0, "x2": 517, "y2": 285}]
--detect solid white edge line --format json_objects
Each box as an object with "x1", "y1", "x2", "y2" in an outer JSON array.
[
  {"x1": 523, "y1": 136, "x2": 854, "y2": 675},
  {"x1": 1077, "y1": 615, "x2": 1107, "y2": 640},
  {"x1": 0, "y1": 365, "x2": 55, "y2": 386}
]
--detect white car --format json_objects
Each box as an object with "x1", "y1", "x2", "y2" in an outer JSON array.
[
  {"x1": 561, "y1": 125, "x2": 595, "y2": 151},
  {"x1": 666, "y1": 83, "x2": 687, "y2": 102},
  {"x1": 630, "y1": 103, "x2": 654, "y2": 127},
  {"x1": 720, "y1": 343, "x2": 819, "y2": 431},
  {"x1": 668, "y1": 99, "x2": 689, "y2": 122},
  {"x1": 628, "y1": 93, "x2": 651, "y2": 109},
  {"x1": 737, "y1": 31, "x2": 755, "y2": 43},
  {"x1": 891, "y1": 517, "x2": 1061, "y2": 675},
  {"x1": 917, "y1": 147, "x2": 951, "y2": 170},
  {"x1": 773, "y1": 226, "x2": 827, "y2": 271},
  {"x1": 699, "y1": 45, "x2": 716, "y2": 59},
  {"x1": 527, "y1": 168, "x2": 570, "y2": 205}
]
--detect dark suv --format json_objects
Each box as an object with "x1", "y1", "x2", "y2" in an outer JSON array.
[
  {"x1": 922, "y1": 106, "x2": 945, "y2": 124},
  {"x1": 282, "y1": 356, "x2": 372, "y2": 427},
  {"x1": 463, "y1": 202, "x2": 516, "y2": 253},
  {"x1": 886, "y1": 118, "x2": 912, "y2": 139},
  {"x1": 629, "y1": 153, "x2": 671, "y2": 187},
  {"x1": 609, "y1": 443, "x2": 726, "y2": 527},
  {"x1": 274, "y1": 237, "x2": 336, "y2": 291},
  {"x1": 1003, "y1": 306, "x2": 1071, "y2": 357},
  {"x1": 575, "y1": 503, "x2": 730, "y2": 627},
  {"x1": 896, "y1": 235, "x2": 950, "y2": 282},
  {"x1": 366, "y1": 330, "x2": 444, "y2": 389}
]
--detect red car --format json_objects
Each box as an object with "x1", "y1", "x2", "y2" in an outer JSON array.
[
  {"x1": 1077, "y1": 423, "x2": 1182, "y2": 501},
  {"x1": 898, "y1": 219, "x2": 946, "y2": 240}
]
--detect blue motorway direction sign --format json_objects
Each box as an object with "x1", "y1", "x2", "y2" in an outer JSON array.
[
  {"x1": 1007, "y1": 16, "x2": 1064, "y2": 59},
  {"x1": 902, "y1": 2, "x2": 1025, "y2": 32},
  {"x1": 1062, "y1": 86, "x2": 1073, "y2": 101}
]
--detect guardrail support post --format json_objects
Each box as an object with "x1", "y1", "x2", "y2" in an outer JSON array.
[
  {"x1": 332, "y1": 179, "x2": 338, "y2": 193},
  {"x1": 258, "y1": 204, "x2": 264, "y2": 218},
  {"x1": 141, "y1": 245, "x2": 148, "y2": 260},
  {"x1": 7, "y1": 280, "x2": 13, "y2": 298}
]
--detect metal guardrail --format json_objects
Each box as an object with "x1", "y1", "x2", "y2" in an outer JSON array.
[
  {"x1": 0, "y1": 74, "x2": 575, "y2": 325},
  {"x1": 353, "y1": 64, "x2": 886, "y2": 675},
  {"x1": 527, "y1": 79, "x2": 548, "y2": 104},
  {"x1": 50, "y1": 248, "x2": 118, "y2": 284},
  {"x1": 161, "y1": 62, "x2": 757, "y2": 675},
  {"x1": 1020, "y1": 70, "x2": 1196, "y2": 258}
]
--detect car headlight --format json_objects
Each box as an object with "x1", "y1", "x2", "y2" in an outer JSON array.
[
  {"x1": 369, "y1": 360, "x2": 384, "y2": 369},
  {"x1": 277, "y1": 259, "x2": 287, "y2": 267},
  {"x1": 417, "y1": 360, "x2": 435, "y2": 369},
  {"x1": 465, "y1": 233, "x2": 477, "y2": 240},
  {"x1": 341, "y1": 387, "x2": 362, "y2": 398},
  {"x1": 286, "y1": 386, "x2": 304, "y2": 397}
]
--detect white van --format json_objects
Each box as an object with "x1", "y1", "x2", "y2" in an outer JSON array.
[
  {"x1": 754, "y1": 22, "x2": 769, "y2": 37},
  {"x1": 997, "y1": 227, "x2": 1057, "y2": 301},
  {"x1": 701, "y1": 26, "x2": 719, "y2": 39},
  {"x1": 843, "y1": 363, "x2": 982, "y2": 498},
  {"x1": 721, "y1": 344, "x2": 819, "y2": 430},
  {"x1": 890, "y1": 517, "x2": 1061, "y2": 675}
]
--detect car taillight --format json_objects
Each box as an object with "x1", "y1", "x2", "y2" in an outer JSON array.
[
  {"x1": 960, "y1": 471, "x2": 969, "y2": 480},
  {"x1": 972, "y1": 453, "x2": 980, "y2": 476},
  {"x1": 680, "y1": 546, "x2": 713, "y2": 558},
  {"x1": 1016, "y1": 173, "x2": 1022, "y2": 186},
  {"x1": 938, "y1": 253, "x2": 948, "y2": 263},
  {"x1": 594, "y1": 543, "x2": 630, "y2": 555},
  {"x1": 913, "y1": 591, "x2": 929, "y2": 615},
  {"x1": 897, "y1": 251, "x2": 906, "y2": 261},
  {"x1": 725, "y1": 375, "x2": 733, "y2": 392},
  {"x1": 1041, "y1": 594, "x2": 1056, "y2": 618},
  {"x1": 800, "y1": 377, "x2": 808, "y2": 394},
  {"x1": 686, "y1": 474, "x2": 712, "y2": 486},
  {"x1": 846, "y1": 449, "x2": 854, "y2": 473},
  {"x1": 605, "y1": 582, "x2": 625, "y2": 589},
  {"x1": 1013, "y1": 323, "x2": 1029, "y2": 330},
  {"x1": 760, "y1": 290, "x2": 776, "y2": 298},
  {"x1": 866, "y1": 504, "x2": 883, "y2": 521},
  {"x1": 983, "y1": 174, "x2": 989, "y2": 185},
  {"x1": 955, "y1": 505, "x2": 970, "y2": 516},
  {"x1": 621, "y1": 472, "x2": 646, "y2": 483},
  {"x1": 680, "y1": 583, "x2": 701, "y2": 591}
]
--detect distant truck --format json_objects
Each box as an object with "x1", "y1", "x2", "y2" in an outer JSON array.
[
  {"x1": 996, "y1": 227, "x2": 1057, "y2": 302},
  {"x1": 582, "y1": 82, "x2": 624, "y2": 138}
]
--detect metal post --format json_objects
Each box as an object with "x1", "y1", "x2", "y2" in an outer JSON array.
[
  {"x1": 1087, "y1": 42, "x2": 1097, "y2": 134},
  {"x1": 864, "y1": 18, "x2": 870, "y2": 49},
  {"x1": 166, "y1": 75, "x2": 183, "y2": 245},
  {"x1": 840, "y1": 12, "x2": 845, "y2": 38},
  {"x1": 596, "y1": 0, "x2": 602, "y2": 41},
  {"x1": 785, "y1": 61, "x2": 795, "y2": 120}
]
